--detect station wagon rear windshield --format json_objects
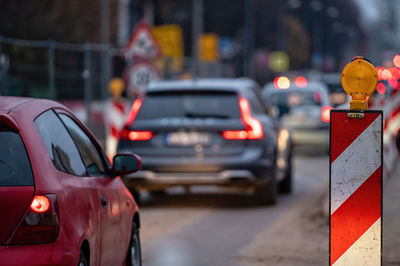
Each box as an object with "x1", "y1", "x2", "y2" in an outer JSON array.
[
  {"x1": 269, "y1": 91, "x2": 322, "y2": 108},
  {"x1": 136, "y1": 91, "x2": 241, "y2": 120},
  {"x1": 0, "y1": 126, "x2": 34, "y2": 186}
]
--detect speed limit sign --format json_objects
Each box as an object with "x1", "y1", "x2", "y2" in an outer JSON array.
[{"x1": 125, "y1": 61, "x2": 160, "y2": 98}]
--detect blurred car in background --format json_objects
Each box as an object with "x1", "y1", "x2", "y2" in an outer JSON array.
[
  {"x1": 117, "y1": 78, "x2": 293, "y2": 205},
  {"x1": 0, "y1": 97, "x2": 142, "y2": 266},
  {"x1": 320, "y1": 72, "x2": 348, "y2": 107},
  {"x1": 262, "y1": 77, "x2": 332, "y2": 153}
]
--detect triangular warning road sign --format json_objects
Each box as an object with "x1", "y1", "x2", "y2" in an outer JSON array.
[{"x1": 123, "y1": 21, "x2": 162, "y2": 60}]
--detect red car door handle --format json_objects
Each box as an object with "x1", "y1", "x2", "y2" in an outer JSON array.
[{"x1": 100, "y1": 195, "x2": 108, "y2": 208}]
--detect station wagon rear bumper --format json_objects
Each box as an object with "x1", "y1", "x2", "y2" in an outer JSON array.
[{"x1": 123, "y1": 167, "x2": 274, "y2": 191}]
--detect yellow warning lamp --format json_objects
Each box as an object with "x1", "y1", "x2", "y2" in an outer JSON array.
[
  {"x1": 109, "y1": 78, "x2": 125, "y2": 100},
  {"x1": 341, "y1": 57, "x2": 378, "y2": 110}
]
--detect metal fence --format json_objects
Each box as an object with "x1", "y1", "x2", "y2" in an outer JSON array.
[
  {"x1": 0, "y1": 35, "x2": 120, "y2": 101},
  {"x1": 0, "y1": 35, "x2": 238, "y2": 102}
]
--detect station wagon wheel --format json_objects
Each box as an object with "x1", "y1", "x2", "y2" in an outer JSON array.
[
  {"x1": 279, "y1": 151, "x2": 293, "y2": 194},
  {"x1": 253, "y1": 178, "x2": 277, "y2": 205},
  {"x1": 253, "y1": 154, "x2": 278, "y2": 205},
  {"x1": 126, "y1": 222, "x2": 142, "y2": 266}
]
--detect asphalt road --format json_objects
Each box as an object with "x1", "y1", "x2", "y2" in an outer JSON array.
[
  {"x1": 138, "y1": 154, "x2": 330, "y2": 266},
  {"x1": 137, "y1": 154, "x2": 400, "y2": 266}
]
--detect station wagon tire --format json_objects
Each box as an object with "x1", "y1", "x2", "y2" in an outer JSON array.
[
  {"x1": 279, "y1": 152, "x2": 293, "y2": 194},
  {"x1": 253, "y1": 177, "x2": 277, "y2": 205},
  {"x1": 78, "y1": 250, "x2": 88, "y2": 266},
  {"x1": 126, "y1": 222, "x2": 142, "y2": 266}
]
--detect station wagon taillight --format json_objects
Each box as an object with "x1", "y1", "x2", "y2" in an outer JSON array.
[
  {"x1": 128, "y1": 131, "x2": 152, "y2": 141},
  {"x1": 8, "y1": 194, "x2": 59, "y2": 245},
  {"x1": 223, "y1": 97, "x2": 264, "y2": 140},
  {"x1": 120, "y1": 98, "x2": 153, "y2": 141},
  {"x1": 125, "y1": 98, "x2": 142, "y2": 126},
  {"x1": 120, "y1": 128, "x2": 153, "y2": 141}
]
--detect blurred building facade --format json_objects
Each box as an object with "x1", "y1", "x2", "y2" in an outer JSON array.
[
  {"x1": 356, "y1": 0, "x2": 400, "y2": 65},
  {"x1": 124, "y1": 0, "x2": 368, "y2": 81},
  {"x1": 0, "y1": 0, "x2": 398, "y2": 100}
]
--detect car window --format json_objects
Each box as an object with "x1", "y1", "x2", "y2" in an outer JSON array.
[
  {"x1": 0, "y1": 126, "x2": 34, "y2": 186},
  {"x1": 34, "y1": 110, "x2": 86, "y2": 176},
  {"x1": 252, "y1": 87, "x2": 273, "y2": 114},
  {"x1": 269, "y1": 91, "x2": 322, "y2": 108},
  {"x1": 244, "y1": 88, "x2": 265, "y2": 115},
  {"x1": 59, "y1": 114, "x2": 108, "y2": 177},
  {"x1": 136, "y1": 91, "x2": 241, "y2": 120}
]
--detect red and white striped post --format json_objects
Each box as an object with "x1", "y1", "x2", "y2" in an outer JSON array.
[
  {"x1": 330, "y1": 110, "x2": 383, "y2": 265},
  {"x1": 105, "y1": 78, "x2": 129, "y2": 158},
  {"x1": 105, "y1": 99, "x2": 129, "y2": 157},
  {"x1": 330, "y1": 57, "x2": 382, "y2": 265}
]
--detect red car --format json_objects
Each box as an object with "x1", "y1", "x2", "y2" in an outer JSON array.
[{"x1": 0, "y1": 97, "x2": 142, "y2": 266}]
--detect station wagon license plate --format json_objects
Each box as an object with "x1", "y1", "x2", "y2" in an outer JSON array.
[{"x1": 166, "y1": 132, "x2": 212, "y2": 146}]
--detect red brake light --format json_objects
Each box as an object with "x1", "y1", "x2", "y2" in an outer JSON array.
[
  {"x1": 125, "y1": 98, "x2": 143, "y2": 126},
  {"x1": 222, "y1": 130, "x2": 248, "y2": 140},
  {"x1": 8, "y1": 194, "x2": 59, "y2": 245},
  {"x1": 274, "y1": 76, "x2": 290, "y2": 89},
  {"x1": 128, "y1": 131, "x2": 153, "y2": 141},
  {"x1": 295, "y1": 76, "x2": 307, "y2": 87},
  {"x1": 394, "y1": 55, "x2": 400, "y2": 68},
  {"x1": 223, "y1": 98, "x2": 264, "y2": 140},
  {"x1": 120, "y1": 98, "x2": 153, "y2": 141},
  {"x1": 30, "y1": 195, "x2": 50, "y2": 213},
  {"x1": 313, "y1": 91, "x2": 322, "y2": 103},
  {"x1": 240, "y1": 98, "x2": 264, "y2": 139},
  {"x1": 376, "y1": 83, "x2": 386, "y2": 95},
  {"x1": 321, "y1": 106, "x2": 333, "y2": 123},
  {"x1": 120, "y1": 128, "x2": 153, "y2": 141}
]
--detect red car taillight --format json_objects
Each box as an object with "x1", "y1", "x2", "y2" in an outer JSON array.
[
  {"x1": 223, "y1": 97, "x2": 264, "y2": 140},
  {"x1": 30, "y1": 195, "x2": 50, "y2": 213},
  {"x1": 321, "y1": 105, "x2": 333, "y2": 123},
  {"x1": 8, "y1": 194, "x2": 59, "y2": 245}
]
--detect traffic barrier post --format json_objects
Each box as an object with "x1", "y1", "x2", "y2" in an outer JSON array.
[
  {"x1": 330, "y1": 57, "x2": 383, "y2": 266},
  {"x1": 104, "y1": 78, "x2": 129, "y2": 158}
]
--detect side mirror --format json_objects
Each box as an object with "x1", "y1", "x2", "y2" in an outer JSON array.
[{"x1": 112, "y1": 153, "x2": 141, "y2": 176}]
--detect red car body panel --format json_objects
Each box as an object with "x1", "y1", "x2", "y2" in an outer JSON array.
[
  {"x1": 0, "y1": 187, "x2": 34, "y2": 244},
  {"x1": 0, "y1": 97, "x2": 139, "y2": 266}
]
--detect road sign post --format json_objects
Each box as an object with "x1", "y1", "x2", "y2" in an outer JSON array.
[
  {"x1": 125, "y1": 61, "x2": 160, "y2": 98},
  {"x1": 198, "y1": 33, "x2": 219, "y2": 62},
  {"x1": 123, "y1": 21, "x2": 162, "y2": 61},
  {"x1": 123, "y1": 20, "x2": 162, "y2": 98},
  {"x1": 153, "y1": 25, "x2": 184, "y2": 72},
  {"x1": 330, "y1": 57, "x2": 382, "y2": 266}
]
